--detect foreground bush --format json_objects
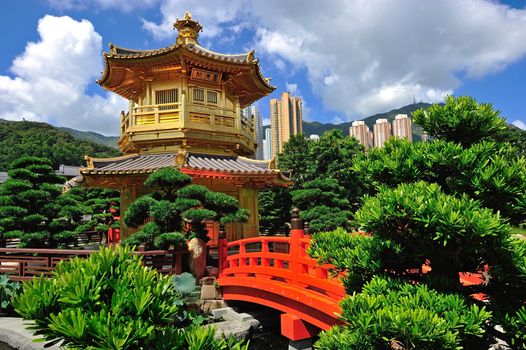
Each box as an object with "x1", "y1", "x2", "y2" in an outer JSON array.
[
  {"x1": 0, "y1": 274, "x2": 20, "y2": 315},
  {"x1": 316, "y1": 277, "x2": 491, "y2": 350},
  {"x1": 354, "y1": 181, "x2": 510, "y2": 291},
  {"x1": 12, "y1": 246, "x2": 247, "y2": 349}
]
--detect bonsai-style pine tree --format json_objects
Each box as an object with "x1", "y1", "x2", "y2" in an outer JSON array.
[
  {"x1": 51, "y1": 187, "x2": 120, "y2": 247},
  {"x1": 291, "y1": 177, "x2": 352, "y2": 233},
  {"x1": 259, "y1": 130, "x2": 363, "y2": 234},
  {"x1": 71, "y1": 187, "x2": 120, "y2": 245},
  {"x1": 123, "y1": 167, "x2": 248, "y2": 250},
  {"x1": 0, "y1": 157, "x2": 65, "y2": 247}
]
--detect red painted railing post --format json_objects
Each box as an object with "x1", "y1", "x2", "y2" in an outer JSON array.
[
  {"x1": 218, "y1": 224, "x2": 227, "y2": 274},
  {"x1": 290, "y1": 208, "x2": 305, "y2": 278}
]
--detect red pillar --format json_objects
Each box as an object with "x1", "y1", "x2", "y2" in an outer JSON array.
[
  {"x1": 218, "y1": 224, "x2": 228, "y2": 275},
  {"x1": 290, "y1": 208, "x2": 305, "y2": 276},
  {"x1": 281, "y1": 313, "x2": 318, "y2": 341}
]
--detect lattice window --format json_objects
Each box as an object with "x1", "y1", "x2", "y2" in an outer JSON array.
[
  {"x1": 193, "y1": 88, "x2": 204, "y2": 102},
  {"x1": 207, "y1": 91, "x2": 218, "y2": 104},
  {"x1": 155, "y1": 89, "x2": 178, "y2": 111}
]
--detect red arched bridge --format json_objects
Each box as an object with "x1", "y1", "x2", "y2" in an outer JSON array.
[{"x1": 217, "y1": 210, "x2": 346, "y2": 342}]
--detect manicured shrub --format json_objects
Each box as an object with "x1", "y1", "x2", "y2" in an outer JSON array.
[
  {"x1": 124, "y1": 168, "x2": 248, "y2": 248},
  {"x1": 309, "y1": 228, "x2": 406, "y2": 292},
  {"x1": 292, "y1": 178, "x2": 352, "y2": 233},
  {"x1": 353, "y1": 139, "x2": 526, "y2": 225},
  {"x1": 315, "y1": 276, "x2": 491, "y2": 350},
  {"x1": 354, "y1": 181, "x2": 510, "y2": 290},
  {"x1": 154, "y1": 232, "x2": 186, "y2": 250},
  {"x1": 12, "y1": 246, "x2": 247, "y2": 349},
  {"x1": 0, "y1": 157, "x2": 65, "y2": 247},
  {"x1": 412, "y1": 95, "x2": 507, "y2": 147}
]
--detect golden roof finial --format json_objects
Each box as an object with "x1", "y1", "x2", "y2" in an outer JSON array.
[{"x1": 174, "y1": 11, "x2": 203, "y2": 46}]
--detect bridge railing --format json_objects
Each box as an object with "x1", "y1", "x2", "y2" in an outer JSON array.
[{"x1": 218, "y1": 209, "x2": 345, "y2": 302}]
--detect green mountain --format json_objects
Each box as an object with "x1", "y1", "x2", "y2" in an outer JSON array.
[
  {"x1": 299, "y1": 102, "x2": 432, "y2": 140},
  {"x1": 0, "y1": 119, "x2": 121, "y2": 171},
  {"x1": 59, "y1": 127, "x2": 119, "y2": 149}
]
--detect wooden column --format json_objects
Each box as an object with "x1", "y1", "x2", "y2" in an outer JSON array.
[{"x1": 218, "y1": 224, "x2": 228, "y2": 274}]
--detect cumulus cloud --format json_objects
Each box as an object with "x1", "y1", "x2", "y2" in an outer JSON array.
[
  {"x1": 142, "y1": 0, "x2": 247, "y2": 41},
  {"x1": 0, "y1": 15, "x2": 126, "y2": 135},
  {"x1": 512, "y1": 120, "x2": 526, "y2": 130},
  {"x1": 142, "y1": 0, "x2": 526, "y2": 120}
]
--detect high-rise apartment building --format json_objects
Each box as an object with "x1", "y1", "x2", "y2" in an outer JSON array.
[
  {"x1": 373, "y1": 118, "x2": 391, "y2": 148},
  {"x1": 392, "y1": 114, "x2": 413, "y2": 142},
  {"x1": 270, "y1": 92, "x2": 303, "y2": 157},
  {"x1": 263, "y1": 127, "x2": 272, "y2": 160},
  {"x1": 242, "y1": 105, "x2": 264, "y2": 159},
  {"x1": 349, "y1": 120, "x2": 373, "y2": 150}
]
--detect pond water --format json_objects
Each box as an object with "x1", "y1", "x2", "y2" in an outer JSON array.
[
  {"x1": 249, "y1": 330, "x2": 289, "y2": 349},
  {"x1": 227, "y1": 301, "x2": 291, "y2": 350}
]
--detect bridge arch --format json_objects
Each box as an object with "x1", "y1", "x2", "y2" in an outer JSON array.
[{"x1": 217, "y1": 209, "x2": 346, "y2": 336}]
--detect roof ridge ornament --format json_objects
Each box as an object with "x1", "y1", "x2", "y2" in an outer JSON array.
[{"x1": 174, "y1": 11, "x2": 203, "y2": 46}]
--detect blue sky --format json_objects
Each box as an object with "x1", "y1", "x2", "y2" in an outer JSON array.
[{"x1": 1, "y1": 0, "x2": 525, "y2": 135}]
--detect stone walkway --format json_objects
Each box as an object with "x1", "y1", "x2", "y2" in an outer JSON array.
[{"x1": 0, "y1": 318, "x2": 59, "y2": 350}]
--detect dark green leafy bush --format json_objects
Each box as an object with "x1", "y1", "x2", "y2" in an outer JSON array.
[
  {"x1": 316, "y1": 276, "x2": 491, "y2": 350},
  {"x1": 354, "y1": 181, "x2": 510, "y2": 290},
  {"x1": 353, "y1": 139, "x2": 526, "y2": 225},
  {"x1": 309, "y1": 228, "x2": 407, "y2": 292},
  {"x1": 413, "y1": 95, "x2": 507, "y2": 147}
]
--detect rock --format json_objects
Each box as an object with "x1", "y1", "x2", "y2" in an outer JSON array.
[
  {"x1": 201, "y1": 284, "x2": 220, "y2": 300},
  {"x1": 201, "y1": 299, "x2": 228, "y2": 313},
  {"x1": 200, "y1": 276, "x2": 215, "y2": 285},
  {"x1": 187, "y1": 237, "x2": 207, "y2": 280}
]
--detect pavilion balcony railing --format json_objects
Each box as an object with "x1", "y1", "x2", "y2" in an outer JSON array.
[{"x1": 120, "y1": 101, "x2": 256, "y2": 142}]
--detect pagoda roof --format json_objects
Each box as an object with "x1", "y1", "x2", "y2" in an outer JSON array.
[
  {"x1": 80, "y1": 152, "x2": 290, "y2": 188},
  {"x1": 107, "y1": 43, "x2": 252, "y2": 63},
  {"x1": 98, "y1": 42, "x2": 275, "y2": 106}
]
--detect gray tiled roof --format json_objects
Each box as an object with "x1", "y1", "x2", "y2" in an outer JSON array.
[
  {"x1": 85, "y1": 153, "x2": 277, "y2": 175},
  {"x1": 93, "y1": 154, "x2": 176, "y2": 173},
  {"x1": 187, "y1": 154, "x2": 270, "y2": 173}
]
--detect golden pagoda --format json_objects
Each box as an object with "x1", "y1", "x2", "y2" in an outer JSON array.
[{"x1": 80, "y1": 12, "x2": 290, "y2": 242}]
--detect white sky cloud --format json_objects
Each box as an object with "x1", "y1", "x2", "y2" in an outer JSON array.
[
  {"x1": 512, "y1": 120, "x2": 526, "y2": 130},
  {"x1": 0, "y1": 15, "x2": 126, "y2": 135},
  {"x1": 142, "y1": 0, "x2": 526, "y2": 121}
]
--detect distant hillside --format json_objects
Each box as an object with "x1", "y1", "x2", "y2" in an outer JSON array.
[
  {"x1": 59, "y1": 127, "x2": 119, "y2": 149},
  {"x1": 0, "y1": 119, "x2": 121, "y2": 171},
  {"x1": 264, "y1": 102, "x2": 432, "y2": 140}
]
